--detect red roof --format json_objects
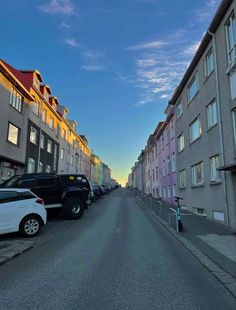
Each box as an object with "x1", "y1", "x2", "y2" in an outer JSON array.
[{"x1": 1, "y1": 60, "x2": 33, "y2": 91}]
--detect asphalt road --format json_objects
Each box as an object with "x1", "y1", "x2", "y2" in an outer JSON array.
[{"x1": 0, "y1": 188, "x2": 235, "y2": 310}]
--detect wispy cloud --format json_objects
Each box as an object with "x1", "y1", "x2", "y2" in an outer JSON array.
[
  {"x1": 195, "y1": 0, "x2": 221, "y2": 22},
  {"x1": 126, "y1": 40, "x2": 168, "y2": 51},
  {"x1": 183, "y1": 41, "x2": 201, "y2": 56},
  {"x1": 83, "y1": 50, "x2": 105, "y2": 60},
  {"x1": 64, "y1": 38, "x2": 79, "y2": 47},
  {"x1": 121, "y1": 29, "x2": 194, "y2": 106},
  {"x1": 81, "y1": 64, "x2": 105, "y2": 72},
  {"x1": 61, "y1": 21, "x2": 71, "y2": 28},
  {"x1": 38, "y1": 0, "x2": 77, "y2": 16}
]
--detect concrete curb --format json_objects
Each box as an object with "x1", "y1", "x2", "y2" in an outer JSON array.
[
  {"x1": 135, "y1": 195, "x2": 236, "y2": 299},
  {"x1": 0, "y1": 240, "x2": 34, "y2": 266}
]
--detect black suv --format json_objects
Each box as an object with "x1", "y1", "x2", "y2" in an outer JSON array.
[{"x1": 1, "y1": 173, "x2": 93, "y2": 220}]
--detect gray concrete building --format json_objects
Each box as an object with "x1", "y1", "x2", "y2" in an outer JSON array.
[
  {"x1": 0, "y1": 60, "x2": 32, "y2": 181},
  {"x1": 170, "y1": 0, "x2": 236, "y2": 230}
]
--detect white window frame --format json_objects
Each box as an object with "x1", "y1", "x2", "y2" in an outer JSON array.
[
  {"x1": 27, "y1": 158, "x2": 35, "y2": 173},
  {"x1": 30, "y1": 126, "x2": 37, "y2": 145},
  {"x1": 32, "y1": 101, "x2": 39, "y2": 116},
  {"x1": 49, "y1": 116, "x2": 54, "y2": 129},
  {"x1": 225, "y1": 11, "x2": 236, "y2": 68},
  {"x1": 210, "y1": 155, "x2": 221, "y2": 182},
  {"x1": 10, "y1": 87, "x2": 23, "y2": 112},
  {"x1": 207, "y1": 100, "x2": 217, "y2": 129},
  {"x1": 47, "y1": 140, "x2": 52, "y2": 154},
  {"x1": 191, "y1": 162, "x2": 204, "y2": 186},
  {"x1": 60, "y1": 147, "x2": 65, "y2": 160},
  {"x1": 38, "y1": 162, "x2": 43, "y2": 173},
  {"x1": 177, "y1": 133, "x2": 185, "y2": 153},
  {"x1": 7, "y1": 123, "x2": 20, "y2": 145},
  {"x1": 188, "y1": 74, "x2": 199, "y2": 103},
  {"x1": 176, "y1": 99, "x2": 183, "y2": 119},
  {"x1": 179, "y1": 169, "x2": 186, "y2": 188},
  {"x1": 41, "y1": 108, "x2": 46, "y2": 123},
  {"x1": 204, "y1": 49, "x2": 214, "y2": 78},
  {"x1": 40, "y1": 134, "x2": 45, "y2": 149},
  {"x1": 189, "y1": 116, "x2": 202, "y2": 143}
]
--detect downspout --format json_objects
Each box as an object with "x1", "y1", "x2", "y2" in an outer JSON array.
[{"x1": 208, "y1": 30, "x2": 229, "y2": 228}]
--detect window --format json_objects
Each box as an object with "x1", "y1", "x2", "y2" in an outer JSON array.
[
  {"x1": 55, "y1": 123, "x2": 60, "y2": 136},
  {"x1": 47, "y1": 140, "x2": 52, "y2": 153},
  {"x1": 46, "y1": 164, "x2": 51, "y2": 173},
  {"x1": 71, "y1": 155, "x2": 74, "y2": 166},
  {"x1": 233, "y1": 109, "x2": 236, "y2": 147},
  {"x1": 60, "y1": 147, "x2": 65, "y2": 160},
  {"x1": 207, "y1": 101, "x2": 217, "y2": 128},
  {"x1": 163, "y1": 160, "x2": 165, "y2": 176},
  {"x1": 226, "y1": 12, "x2": 236, "y2": 66},
  {"x1": 230, "y1": 72, "x2": 236, "y2": 100},
  {"x1": 172, "y1": 184, "x2": 176, "y2": 197},
  {"x1": 152, "y1": 169, "x2": 154, "y2": 182},
  {"x1": 163, "y1": 187, "x2": 166, "y2": 198},
  {"x1": 156, "y1": 166, "x2": 158, "y2": 180},
  {"x1": 192, "y1": 162, "x2": 204, "y2": 186},
  {"x1": 172, "y1": 153, "x2": 176, "y2": 172},
  {"x1": 27, "y1": 158, "x2": 35, "y2": 173},
  {"x1": 53, "y1": 145, "x2": 57, "y2": 171},
  {"x1": 189, "y1": 116, "x2": 202, "y2": 143},
  {"x1": 188, "y1": 74, "x2": 199, "y2": 102},
  {"x1": 62, "y1": 129, "x2": 66, "y2": 140},
  {"x1": 49, "y1": 116, "x2": 54, "y2": 129},
  {"x1": 33, "y1": 77, "x2": 40, "y2": 90},
  {"x1": 8, "y1": 123, "x2": 20, "y2": 145},
  {"x1": 38, "y1": 161, "x2": 43, "y2": 173},
  {"x1": 40, "y1": 134, "x2": 45, "y2": 149},
  {"x1": 30, "y1": 126, "x2": 37, "y2": 145},
  {"x1": 177, "y1": 133, "x2": 185, "y2": 152},
  {"x1": 170, "y1": 121, "x2": 174, "y2": 139},
  {"x1": 210, "y1": 155, "x2": 221, "y2": 182},
  {"x1": 68, "y1": 144, "x2": 70, "y2": 154},
  {"x1": 167, "y1": 157, "x2": 171, "y2": 174},
  {"x1": 41, "y1": 109, "x2": 46, "y2": 123},
  {"x1": 167, "y1": 186, "x2": 171, "y2": 198},
  {"x1": 32, "y1": 101, "x2": 39, "y2": 116},
  {"x1": 10, "y1": 87, "x2": 22, "y2": 112},
  {"x1": 176, "y1": 99, "x2": 183, "y2": 118},
  {"x1": 205, "y1": 49, "x2": 214, "y2": 77},
  {"x1": 0, "y1": 191, "x2": 18, "y2": 203},
  {"x1": 179, "y1": 169, "x2": 186, "y2": 188}
]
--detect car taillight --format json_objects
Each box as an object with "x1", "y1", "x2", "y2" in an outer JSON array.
[{"x1": 36, "y1": 198, "x2": 44, "y2": 205}]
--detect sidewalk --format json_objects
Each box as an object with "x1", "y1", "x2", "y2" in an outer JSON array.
[
  {"x1": 133, "y1": 190, "x2": 236, "y2": 296},
  {"x1": 0, "y1": 240, "x2": 33, "y2": 265}
]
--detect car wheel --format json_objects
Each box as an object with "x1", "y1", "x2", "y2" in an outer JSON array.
[
  {"x1": 19, "y1": 215, "x2": 42, "y2": 237},
  {"x1": 63, "y1": 197, "x2": 85, "y2": 220}
]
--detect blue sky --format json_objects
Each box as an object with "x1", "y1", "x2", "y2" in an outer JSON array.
[{"x1": 0, "y1": 0, "x2": 221, "y2": 185}]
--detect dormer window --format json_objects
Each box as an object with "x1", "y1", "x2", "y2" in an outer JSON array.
[
  {"x1": 44, "y1": 91, "x2": 49, "y2": 102},
  {"x1": 33, "y1": 76, "x2": 40, "y2": 90}
]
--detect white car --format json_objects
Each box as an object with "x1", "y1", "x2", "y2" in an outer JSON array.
[{"x1": 0, "y1": 188, "x2": 47, "y2": 237}]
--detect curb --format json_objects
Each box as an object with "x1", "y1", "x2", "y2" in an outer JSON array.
[
  {"x1": 135, "y1": 195, "x2": 236, "y2": 299},
  {"x1": 0, "y1": 240, "x2": 34, "y2": 266}
]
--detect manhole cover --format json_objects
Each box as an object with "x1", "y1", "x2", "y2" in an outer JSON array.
[{"x1": 0, "y1": 244, "x2": 10, "y2": 250}]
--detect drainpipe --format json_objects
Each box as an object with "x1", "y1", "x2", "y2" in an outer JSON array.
[{"x1": 208, "y1": 30, "x2": 229, "y2": 228}]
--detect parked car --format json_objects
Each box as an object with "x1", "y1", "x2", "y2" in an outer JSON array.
[
  {"x1": 1, "y1": 173, "x2": 93, "y2": 220},
  {"x1": 0, "y1": 188, "x2": 47, "y2": 237}
]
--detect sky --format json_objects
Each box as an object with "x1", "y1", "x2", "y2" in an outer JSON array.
[{"x1": 0, "y1": 0, "x2": 221, "y2": 186}]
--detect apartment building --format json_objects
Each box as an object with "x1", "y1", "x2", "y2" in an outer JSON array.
[
  {"x1": 0, "y1": 60, "x2": 112, "y2": 184},
  {"x1": 0, "y1": 60, "x2": 32, "y2": 180},
  {"x1": 157, "y1": 105, "x2": 176, "y2": 204},
  {"x1": 170, "y1": 0, "x2": 236, "y2": 229}
]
